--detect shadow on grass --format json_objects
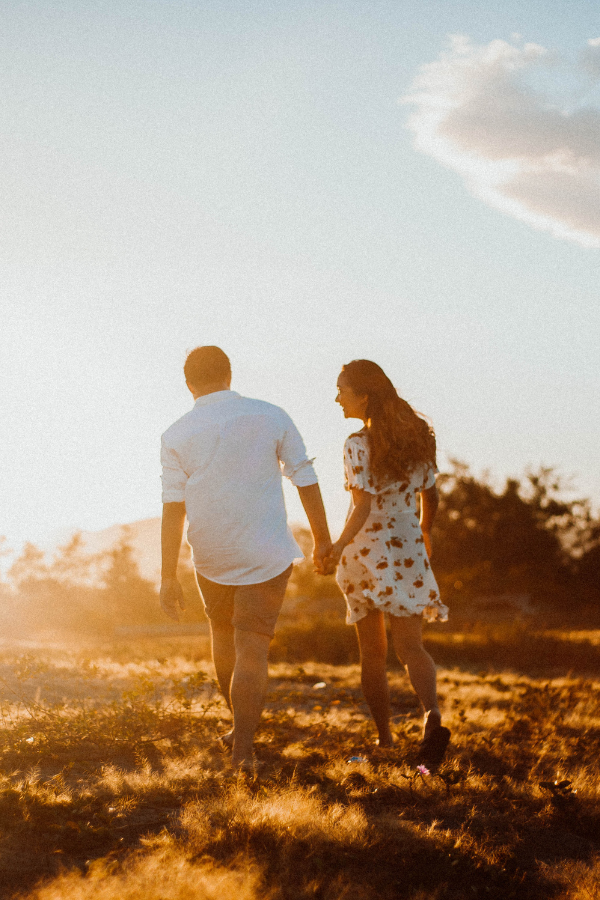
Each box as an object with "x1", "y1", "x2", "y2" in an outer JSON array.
[
  {"x1": 1, "y1": 649, "x2": 599, "y2": 899},
  {"x1": 178, "y1": 747, "x2": 598, "y2": 900}
]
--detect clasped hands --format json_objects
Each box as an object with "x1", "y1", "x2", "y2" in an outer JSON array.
[
  {"x1": 313, "y1": 540, "x2": 344, "y2": 577},
  {"x1": 313, "y1": 531, "x2": 432, "y2": 578}
]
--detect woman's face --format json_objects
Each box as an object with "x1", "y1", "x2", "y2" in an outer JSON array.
[{"x1": 336, "y1": 373, "x2": 368, "y2": 421}]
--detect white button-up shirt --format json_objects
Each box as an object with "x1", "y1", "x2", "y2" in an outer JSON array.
[{"x1": 161, "y1": 391, "x2": 318, "y2": 585}]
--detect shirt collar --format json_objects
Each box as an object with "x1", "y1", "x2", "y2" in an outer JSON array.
[{"x1": 194, "y1": 390, "x2": 240, "y2": 408}]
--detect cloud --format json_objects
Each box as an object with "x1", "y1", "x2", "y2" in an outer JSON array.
[
  {"x1": 402, "y1": 36, "x2": 600, "y2": 248},
  {"x1": 581, "y1": 37, "x2": 600, "y2": 78}
]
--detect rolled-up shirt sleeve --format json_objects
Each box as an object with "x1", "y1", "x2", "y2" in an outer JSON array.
[
  {"x1": 161, "y1": 437, "x2": 188, "y2": 503},
  {"x1": 277, "y1": 415, "x2": 318, "y2": 487}
]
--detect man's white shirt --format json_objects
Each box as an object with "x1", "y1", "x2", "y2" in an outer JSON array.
[{"x1": 161, "y1": 391, "x2": 317, "y2": 585}]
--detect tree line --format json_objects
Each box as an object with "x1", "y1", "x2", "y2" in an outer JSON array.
[
  {"x1": 431, "y1": 461, "x2": 600, "y2": 616},
  {"x1": 1, "y1": 462, "x2": 599, "y2": 637}
]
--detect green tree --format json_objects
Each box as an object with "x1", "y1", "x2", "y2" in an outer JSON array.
[
  {"x1": 98, "y1": 528, "x2": 172, "y2": 628},
  {"x1": 8, "y1": 537, "x2": 104, "y2": 635},
  {"x1": 431, "y1": 461, "x2": 592, "y2": 610}
]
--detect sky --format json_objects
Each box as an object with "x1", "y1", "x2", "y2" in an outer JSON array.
[{"x1": 1, "y1": 0, "x2": 599, "y2": 558}]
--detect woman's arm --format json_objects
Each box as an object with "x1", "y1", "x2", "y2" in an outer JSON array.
[
  {"x1": 420, "y1": 484, "x2": 439, "y2": 559},
  {"x1": 326, "y1": 487, "x2": 372, "y2": 567}
]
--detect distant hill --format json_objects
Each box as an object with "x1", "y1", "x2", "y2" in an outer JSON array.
[
  {"x1": 78, "y1": 516, "x2": 308, "y2": 586},
  {"x1": 79, "y1": 517, "x2": 163, "y2": 584}
]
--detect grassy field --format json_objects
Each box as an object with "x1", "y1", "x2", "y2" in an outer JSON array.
[{"x1": 0, "y1": 629, "x2": 599, "y2": 900}]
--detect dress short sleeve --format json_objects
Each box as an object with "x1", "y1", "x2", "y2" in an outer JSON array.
[
  {"x1": 421, "y1": 464, "x2": 438, "y2": 492},
  {"x1": 343, "y1": 435, "x2": 375, "y2": 493}
]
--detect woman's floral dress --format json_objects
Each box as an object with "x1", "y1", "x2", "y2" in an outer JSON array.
[{"x1": 336, "y1": 432, "x2": 448, "y2": 625}]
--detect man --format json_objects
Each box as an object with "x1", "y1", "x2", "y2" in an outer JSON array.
[{"x1": 160, "y1": 346, "x2": 331, "y2": 769}]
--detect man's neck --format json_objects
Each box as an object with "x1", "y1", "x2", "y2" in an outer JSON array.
[{"x1": 189, "y1": 382, "x2": 231, "y2": 401}]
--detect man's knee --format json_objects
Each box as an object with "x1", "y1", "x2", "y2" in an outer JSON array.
[
  {"x1": 234, "y1": 628, "x2": 271, "y2": 665},
  {"x1": 210, "y1": 623, "x2": 235, "y2": 659},
  {"x1": 211, "y1": 622, "x2": 234, "y2": 640}
]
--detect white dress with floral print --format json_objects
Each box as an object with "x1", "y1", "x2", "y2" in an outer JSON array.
[{"x1": 336, "y1": 432, "x2": 449, "y2": 625}]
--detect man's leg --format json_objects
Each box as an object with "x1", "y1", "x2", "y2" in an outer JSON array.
[
  {"x1": 195, "y1": 573, "x2": 237, "y2": 730},
  {"x1": 230, "y1": 628, "x2": 271, "y2": 767},
  {"x1": 210, "y1": 623, "x2": 236, "y2": 711},
  {"x1": 229, "y1": 566, "x2": 292, "y2": 768}
]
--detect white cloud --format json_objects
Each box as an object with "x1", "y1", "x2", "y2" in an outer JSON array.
[
  {"x1": 402, "y1": 36, "x2": 600, "y2": 248},
  {"x1": 581, "y1": 37, "x2": 600, "y2": 78}
]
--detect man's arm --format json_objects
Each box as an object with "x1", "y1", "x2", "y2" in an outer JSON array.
[
  {"x1": 296, "y1": 483, "x2": 332, "y2": 574},
  {"x1": 276, "y1": 413, "x2": 332, "y2": 573},
  {"x1": 160, "y1": 501, "x2": 187, "y2": 621}
]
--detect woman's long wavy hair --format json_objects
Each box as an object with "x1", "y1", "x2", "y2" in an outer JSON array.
[{"x1": 341, "y1": 359, "x2": 436, "y2": 484}]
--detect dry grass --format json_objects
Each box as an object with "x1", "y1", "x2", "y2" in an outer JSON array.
[
  {"x1": 1, "y1": 633, "x2": 599, "y2": 900},
  {"x1": 22, "y1": 844, "x2": 263, "y2": 900}
]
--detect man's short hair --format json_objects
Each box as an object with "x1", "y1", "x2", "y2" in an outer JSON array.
[{"x1": 184, "y1": 346, "x2": 231, "y2": 387}]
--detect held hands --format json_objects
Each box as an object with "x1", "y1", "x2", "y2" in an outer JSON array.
[
  {"x1": 320, "y1": 541, "x2": 344, "y2": 577},
  {"x1": 160, "y1": 578, "x2": 186, "y2": 622},
  {"x1": 312, "y1": 539, "x2": 333, "y2": 576}
]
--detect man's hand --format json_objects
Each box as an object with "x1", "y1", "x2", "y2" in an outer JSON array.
[
  {"x1": 296, "y1": 484, "x2": 333, "y2": 575},
  {"x1": 312, "y1": 539, "x2": 333, "y2": 575},
  {"x1": 160, "y1": 578, "x2": 186, "y2": 622},
  {"x1": 321, "y1": 541, "x2": 343, "y2": 576}
]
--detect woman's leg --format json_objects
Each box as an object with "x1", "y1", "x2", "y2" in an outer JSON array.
[
  {"x1": 355, "y1": 610, "x2": 394, "y2": 747},
  {"x1": 389, "y1": 614, "x2": 441, "y2": 738}
]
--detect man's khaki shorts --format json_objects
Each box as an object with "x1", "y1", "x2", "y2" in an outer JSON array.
[{"x1": 195, "y1": 565, "x2": 292, "y2": 638}]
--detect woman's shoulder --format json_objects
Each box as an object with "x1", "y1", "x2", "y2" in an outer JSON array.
[
  {"x1": 346, "y1": 428, "x2": 367, "y2": 443},
  {"x1": 344, "y1": 430, "x2": 368, "y2": 453},
  {"x1": 406, "y1": 461, "x2": 438, "y2": 491}
]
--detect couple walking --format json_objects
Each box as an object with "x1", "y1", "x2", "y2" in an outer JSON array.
[{"x1": 160, "y1": 346, "x2": 450, "y2": 771}]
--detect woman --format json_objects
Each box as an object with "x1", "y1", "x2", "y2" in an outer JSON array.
[{"x1": 327, "y1": 359, "x2": 450, "y2": 767}]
